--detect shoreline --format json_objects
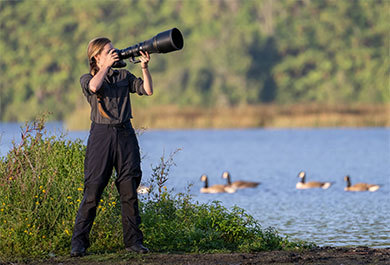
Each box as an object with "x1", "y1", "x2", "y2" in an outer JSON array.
[
  {"x1": 5, "y1": 247, "x2": 390, "y2": 265},
  {"x1": 65, "y1": 104, "x2": 390, "y2": 131}
]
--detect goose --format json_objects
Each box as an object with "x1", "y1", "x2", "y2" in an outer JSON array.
[
  {"x1": 296, "y1": 171, "x2": 332, "y2": 189},
  {"x1": 222, "y1": 171, "x2": 260, "y2": 189},
  {"x1": 200, "y1": 174, "x2": 236, "y2": 194},
  {"x1": 344, "y1": 175, "x2": 380, "y2": 192},
  {"x1": 137, "y1": 185, "x2": 151, "y2": 194}
]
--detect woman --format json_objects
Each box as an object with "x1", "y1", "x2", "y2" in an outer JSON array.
[{"x1": 71, "y1": 37, "x2": 152, "y2": 256}]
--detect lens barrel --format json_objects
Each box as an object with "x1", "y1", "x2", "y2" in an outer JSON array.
[{"x1": 113, "y1": 28, "x2": 184, "y2": 68}]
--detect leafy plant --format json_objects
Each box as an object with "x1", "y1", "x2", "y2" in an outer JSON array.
[{"x1": 0, "y1": 117, "x2": 313, "y2": 261}]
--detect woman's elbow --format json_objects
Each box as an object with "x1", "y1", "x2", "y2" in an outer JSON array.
[
  {"x1": 89, "y1": 85, "x2": 98, "y2": 93},
  {"x1": 146, "y1": 90, "x2": 153, "y2": 96},
  {"x1": 144, "y1": 85, "x2": 153, "y2": 96}
]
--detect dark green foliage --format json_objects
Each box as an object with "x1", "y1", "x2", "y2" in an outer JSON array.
[
  {"x1": 141, "y1": 196, "x2": 309, "y2": 253},
  {"x1": 0, "y1": 116, "x2": 90, "y2": 258},
  {"x1": 0, "y1": 118, "x2": 313, "y2": 260},
  {"x1": 0, "y1": 0, "x2": 388, "y2": 122}
]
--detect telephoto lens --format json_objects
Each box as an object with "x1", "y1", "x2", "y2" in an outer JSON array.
[{"x1": 112, "y1": 28, "x2": 184, "y2": 68}]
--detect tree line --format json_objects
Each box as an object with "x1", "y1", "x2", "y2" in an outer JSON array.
[{"x1": 0, "y1": 0, "x2": 388, "y2": 122}]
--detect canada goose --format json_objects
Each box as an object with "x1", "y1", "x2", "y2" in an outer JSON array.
[
  {"x1": 137, "y1": 185, "x2": 151, "y2": 194},
  {"x1": 296, "y1": 171, "x2": 332, "y2": 189},
  {"x1": 344, "y1": 175, "x2": 380, "y2": 192},
  {"x1": 200, "y1": 174, "x2": 236, "y2": 194},
  {"x1": 222, "y1": 171, "x2": 260, "y2": 189}
]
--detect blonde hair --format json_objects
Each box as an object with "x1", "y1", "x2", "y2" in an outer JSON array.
[{"x1": 87, "y1": 37, "x2": 111, "y2": 75}]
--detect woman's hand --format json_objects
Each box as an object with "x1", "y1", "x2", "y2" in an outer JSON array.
[
  {"x1": 139, "y1": 51, "x2": 150, "y2": 69},
  {"x1": 98, "y1": 48, "x2": 119, "y2": 70}
]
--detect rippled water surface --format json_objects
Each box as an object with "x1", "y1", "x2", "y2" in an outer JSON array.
[{"x1": 1, "y1": 123, "x2": 389, "y2": 247}]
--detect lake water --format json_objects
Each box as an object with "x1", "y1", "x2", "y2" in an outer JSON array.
[{"x1": 1, "y1": 122, "x2": 389, "y2": 248}]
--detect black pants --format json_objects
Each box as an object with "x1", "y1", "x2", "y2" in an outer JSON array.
[{"x1": 71, "y1": 122, "x2": 143, "y2": 249}]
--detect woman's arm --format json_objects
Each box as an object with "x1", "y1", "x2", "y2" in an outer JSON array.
[
  {"x1": 139, "y1": 51, "x2": 153, "y2": 96},
  {"x1": 89, "y1": 66, "x2": 110, "y2": 93},
  {"x1": 89, "y1": 49, "x2": 119, "y2": 93}
]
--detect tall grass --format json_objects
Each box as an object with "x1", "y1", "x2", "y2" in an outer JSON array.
[{"x1": 0, "y1": 117, "x2": 313, "y2": 261}]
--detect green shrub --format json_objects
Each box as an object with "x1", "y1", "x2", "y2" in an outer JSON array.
[
  {"x1": 141, "y1": 191, "x2": 309, "y2": 253},
  {"x1": 0, "y1": 117, "x2": 313, "y2": 261},
  {"x1": 0, "y1": 117, "x2": 123, "y2": 260}
]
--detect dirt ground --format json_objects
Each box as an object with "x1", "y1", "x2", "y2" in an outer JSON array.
[{"x1": 6, "y1": 246, "x2": 389, "y2": 265}]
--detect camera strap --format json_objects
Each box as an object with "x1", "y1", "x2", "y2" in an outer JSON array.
[{"x1": 96, "y1": 94, "x2": 111, "y2": 120}]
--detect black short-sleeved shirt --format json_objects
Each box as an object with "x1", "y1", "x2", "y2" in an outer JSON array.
[{"x1": 80, "y1": 68, "x2": 147, "y2": 124}]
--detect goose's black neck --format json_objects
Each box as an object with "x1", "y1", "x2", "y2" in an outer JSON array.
[
  {"x1": 227, "y1": 175, "x2": 232, "y2": 185},
  {"x1": 300, "y1": 176, "x2": 305, "y2": 184},
  {"x1": 204, "y1": 177, "x2": 209, "y2": 188},
  {"x1": 346, "y1": 178, "x2": 351, "y2": 187}
]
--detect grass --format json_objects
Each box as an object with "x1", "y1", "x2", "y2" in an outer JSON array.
[
  {"x1": 0, "y1": 116, "x2": 314, "y2": 263},
  {"x1": 65, "y1": 103, "x2": 390, "y2": 130}
]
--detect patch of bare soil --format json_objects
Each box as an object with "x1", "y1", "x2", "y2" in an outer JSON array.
[{"x1": 5, "y1": 247, "x2": 390, "y2": 265}]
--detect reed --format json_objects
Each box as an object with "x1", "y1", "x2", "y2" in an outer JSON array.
[{"x1": 66, "y1": 104, "x2": 389, "y2": 130}]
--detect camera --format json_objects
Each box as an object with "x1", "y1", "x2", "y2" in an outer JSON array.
[{"x1": 112, "y1": 28, "x2": 184, "y2": 68}]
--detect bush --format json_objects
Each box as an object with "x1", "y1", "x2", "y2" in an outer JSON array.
[
  {"x1": 0, "y1": 117, "x2": 313, "y2": 261},
  {"x1": 0, "y1": 117, "x2": 123, "y2": 260}
]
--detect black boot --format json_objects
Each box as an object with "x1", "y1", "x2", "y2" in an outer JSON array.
[
  {"x1": 70, "y1": 247, "x2": 86, "y2": 257},
  {"x1": 126, "y1": 244, "x2": 149, "y2": 254}
]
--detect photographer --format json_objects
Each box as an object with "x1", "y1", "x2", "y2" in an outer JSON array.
[{"x1": 71, "y1": 37, "x2": 152, "y2": 257}]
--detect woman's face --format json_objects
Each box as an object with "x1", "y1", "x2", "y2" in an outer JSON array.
[{"x1": 95, "y1": 43, "x2": 114, "y2": 67}]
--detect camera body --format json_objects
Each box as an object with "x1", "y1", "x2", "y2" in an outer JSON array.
[{"x1": 113, "y1": 28, "x2": 184, "y2": 68}]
